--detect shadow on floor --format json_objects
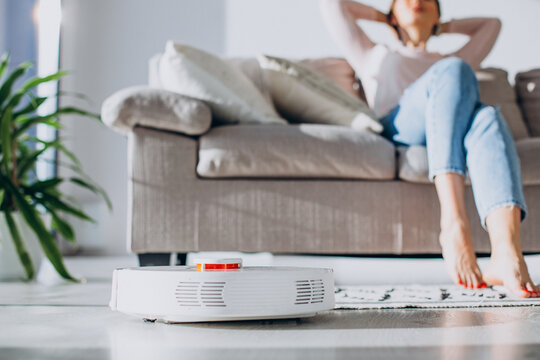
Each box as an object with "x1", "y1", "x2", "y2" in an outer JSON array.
[{"x1": 181, "y1": 307, "x2": 527, "y2": 330}]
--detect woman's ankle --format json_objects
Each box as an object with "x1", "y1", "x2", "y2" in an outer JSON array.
[
  {"x1": 490, "y1": 237, "x2": 524, "y2": 260},
  {"x1": 440, "y1": 216, "x2": 470, "y2": 232}
]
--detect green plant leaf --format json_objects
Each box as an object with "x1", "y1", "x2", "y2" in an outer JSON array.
[
  {"x1": 57, "y1": 90, "x2": 92, "y2": 102},
  {"x1": 13, "y1": 114, "x2": 59, "y2": 137},
  {"x1": 34, "y1": 192, "x2": 95, "y2": 223},
  {"x1": 13, "y1": 105, "x2": 99, "y2": 138},
  {"x1": 14, "y1": 91, "x2": 91, "y2": 118},
  {"x1": 0, "y1": 106, "x2": 13, "y2": 174},
  {"x1": 51, "y1": 219, "x2": 75, "y2": 243},
  {"x1": 33, "y1": 157, "x2": 85, "y2": 179},
  {"x1": 16, "y1": 141, "x2": 59, "y2": 179},
  {"x1": 55, "y1": 106, "x2": 101, "y2": 121},
  {"x1": 26, "y1": 136, "x2": 80, "y2": 169},
  {"x1": 56, "y1": 142, "x2": 82, "y2": 169},
  {"x1": 27, "y1": 178, "x2": 64, "y2": 192},
  {"x1": 70, "y1": 177, "x2": 112, "y2": 211},
  {"x1": 12, "y1": 95, "x2": 48, "y2": 119},
  {"x1": 0, "y1": 61, "x2": 32, "y2": 108},
  {"x1": 0, "y1": 174, "x2": 77, "y2": 281},
  {"x1": 4, "y1": 91, "x2": 27, "y2": 113},
  {"x1": 49, "y1": 210, "x2": 75, "y2": 243},
  {"x1": 21, "y1": 70, "x2": 68, "y2": 93},
  {"x1": 0, "y1": 53, "x2": 9, "y2": 80},
  {"x1": 4, "y1": 210, "x2": 35, "y2": 280}
]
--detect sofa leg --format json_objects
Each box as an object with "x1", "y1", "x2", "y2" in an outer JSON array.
[
  {"x1": 138, "y1": 253, "x2": 188, "y2": 266},
  {"x1": 138, "y1": 253, "x2": 170, "y2": 266},
  {"x1": 176, "y1": 253, "x2": 187, "y2": 265}
]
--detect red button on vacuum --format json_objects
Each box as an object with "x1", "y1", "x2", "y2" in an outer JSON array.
[{"x1": 195, "y1": 258, "x2": 243, "y2": 271}]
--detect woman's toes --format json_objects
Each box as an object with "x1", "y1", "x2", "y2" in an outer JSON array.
[
  {"x1": 517, "y1": 288, "x2": 531, "y2": 298},
  {"x1": 526, "y1": 283, "x2": 540, "y2": 297},
  {"x1": 467, "y1": 276, "x2": 474, "y2": 289},
  {"x1": 509, "y1": 284, "x2": 532, "y2": 298},
  {"x1": 474, "y1": 269, "x2": 483, "y2": 284},
  {"x1": 463, "y1": 275, "x2": 470, "y2": 288},
  {"x1": 473, "y1": 272, "x2": 483, "y2": 288}
]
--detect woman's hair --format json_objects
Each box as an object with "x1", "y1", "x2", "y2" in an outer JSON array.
[{"x1": 387, "y1": 0, "x2": 441, "y2": 40}]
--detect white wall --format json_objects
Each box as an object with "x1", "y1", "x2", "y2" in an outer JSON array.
[
  {"x1": 59, "y1": 0, "x2": 540, "y2": 255},
  {"x1": 226, "y1": 0, "x2": 540, "y2": 79},
  {"x1": 59, "y1": 0, "x2": 225, "y2": 254}
]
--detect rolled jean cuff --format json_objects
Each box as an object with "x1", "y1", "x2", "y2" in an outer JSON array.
[
  {"x1": 428, "y1": 167, "x2": 467, "y2": 183},
  {"x1": 480, "y1": 200, "x2": 528, "y2": 231}
]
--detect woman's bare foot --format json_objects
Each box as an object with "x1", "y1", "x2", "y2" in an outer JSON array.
[
  {"x1": 484, "y1": 206, "x2": 540, "y2": 298},
  {"x1": 439, "y1": 222, "x2": 485, "y2": 289},
  {"x1": 483, "y1": 245, "x2": 540, "y2": 298}
]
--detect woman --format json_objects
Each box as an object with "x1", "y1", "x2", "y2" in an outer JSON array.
[{"x1": 320, "y1": 0, "x2": 539, "y2": 298}]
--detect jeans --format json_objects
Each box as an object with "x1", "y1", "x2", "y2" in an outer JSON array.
[{"x1": 379, "y1": 57, "x2": 527, "y2": 230}]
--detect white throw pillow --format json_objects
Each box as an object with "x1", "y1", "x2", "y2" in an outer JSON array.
[
  {"x1": 257, "y1": 54, "x2": 382, "y2": 133},
  {"x1": 158, "y1": 41, "x2": 286, "y2": 125}
]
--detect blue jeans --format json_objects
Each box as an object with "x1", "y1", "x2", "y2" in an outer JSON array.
[{"x1": 379, "y1": 57, "x2": 527, "y2": 230}]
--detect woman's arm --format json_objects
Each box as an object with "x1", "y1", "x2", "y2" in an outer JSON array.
[
  {"x1": 441, "y1": 18, "x2": 502, "y2": 69},
  {"x1": 320, "y1": 0, "x2": 387, "y2": 74}
]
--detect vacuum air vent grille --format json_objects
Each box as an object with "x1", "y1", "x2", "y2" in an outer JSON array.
[
  {"x1": 175, "y1": 281, "x2": 226, "y2": 307},
  {"x1": 295, "y1": 279, "x2": 325, "y2": 305}
]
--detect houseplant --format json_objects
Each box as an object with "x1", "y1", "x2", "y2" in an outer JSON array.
[{"x1": 0, "y1": 53, "x2": 111, "y2": 281}]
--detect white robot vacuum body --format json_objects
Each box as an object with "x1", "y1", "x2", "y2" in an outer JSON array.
[{"x1": 110, "y1": 259, "x2": 334, "y2": 323}]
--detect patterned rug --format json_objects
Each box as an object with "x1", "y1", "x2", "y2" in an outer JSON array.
[{"x1": 334, "y1": 285, "x2": 540, "y2": 309}]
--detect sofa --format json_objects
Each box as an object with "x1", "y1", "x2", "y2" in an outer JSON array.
[{"x1": 102, "y1": 49, "x2": 540, "y2": 266}]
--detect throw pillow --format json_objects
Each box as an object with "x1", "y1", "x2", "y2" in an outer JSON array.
[
  {"x1": 298, "y1": 57, "x2": 366, "y2": 101},
  {"x1": 158, "y1": 41, "x2": 286, "y2": 125},
  {"x1": 257, "y1": 54, "x2": 382, "y2": 133},
  {"x1": 226, "y1": 57, "x2": 275, "y2": 108}
]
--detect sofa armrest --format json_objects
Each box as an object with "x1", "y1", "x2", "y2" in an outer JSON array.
[{"x1": 101, "y1": 86, "x2": 212, "y2": 136}]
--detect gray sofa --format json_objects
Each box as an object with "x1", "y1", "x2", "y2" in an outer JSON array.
[{"x1": 102, "y1": 57, "x2": 540, "y2": 264}]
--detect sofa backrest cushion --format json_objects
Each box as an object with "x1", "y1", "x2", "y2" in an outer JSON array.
[
  {"x1": 197, "y1": 124, "x2": 396, "y2": 180},
  {"x1": 156, "y1": 41, "x2": 287, "y2": 126},
  {"x1": 476, "y1": 68, "x2": 530, "y2": 140},
  {"x1": 515, "y1": 69, "x2": 540, "y2": 137}
]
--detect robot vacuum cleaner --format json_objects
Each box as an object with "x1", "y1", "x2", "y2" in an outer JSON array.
[{"x1": 110, "y1": 258, "x2": 335, "y2": 323}]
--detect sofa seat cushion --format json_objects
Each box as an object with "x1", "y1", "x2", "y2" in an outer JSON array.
[
  {"x1": 197, "y1": 124, "x2": 396, "y2": 179},
  {"x1": 397, "y1": 138, "x2": 540, "y2": 185}
]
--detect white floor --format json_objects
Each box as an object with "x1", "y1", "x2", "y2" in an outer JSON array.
[{"x1": 1, "y1": 254, "x2": 540, "y2": 360}]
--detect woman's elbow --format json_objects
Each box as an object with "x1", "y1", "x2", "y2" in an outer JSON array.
[{"x1": 490, "y1": 18, "x2": 502, "y2": 33}]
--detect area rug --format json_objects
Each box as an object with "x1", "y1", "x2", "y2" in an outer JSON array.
[{"x1": 334, "y1": 285, "x2": 540, "y2": 309}]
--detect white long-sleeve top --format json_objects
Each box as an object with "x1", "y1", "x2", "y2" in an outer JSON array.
[{"x1": 320, "y1": 0, "x2": 502, "y2": 117}]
